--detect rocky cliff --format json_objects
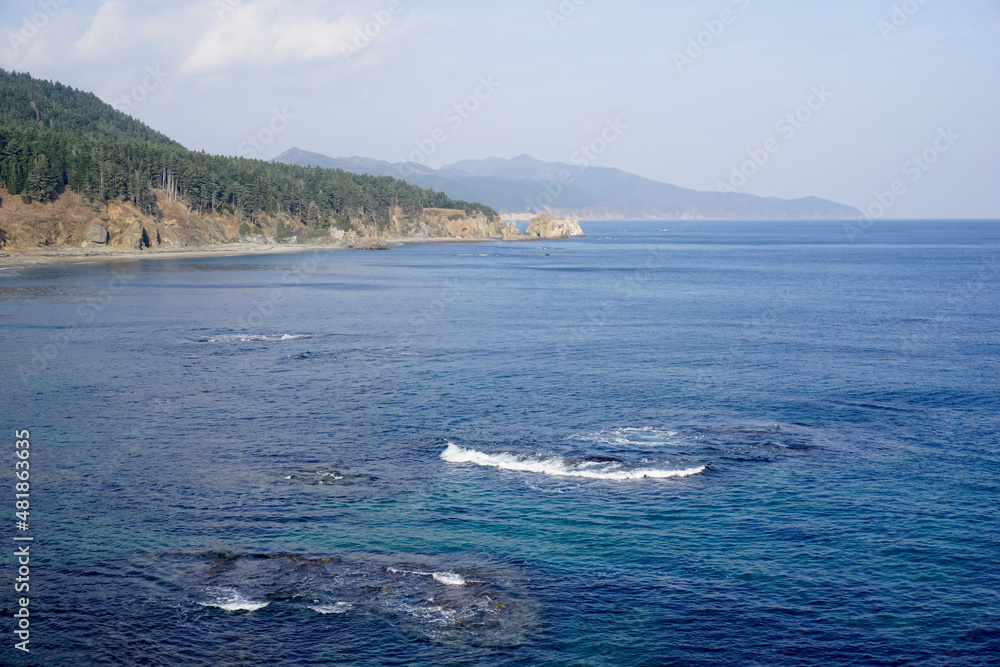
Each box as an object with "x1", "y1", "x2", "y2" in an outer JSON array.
[
  {"x1": 0, "y1": 188, "x2": 242, "y2": 252},
  {"x1": 0, "y1": 188, "x2": 507, "y2": 254}
]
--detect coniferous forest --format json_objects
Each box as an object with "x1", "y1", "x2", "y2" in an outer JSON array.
[{"x1": 0, "y1": 69, "x2": 497, "y2": 230}]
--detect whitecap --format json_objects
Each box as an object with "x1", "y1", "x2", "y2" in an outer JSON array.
[
  {"x1": 431, "y1": 571, "x2": 467, "y2": 586},
  {"x1": 441, "y1": 443, "x2": 704, "y2": 480},
  {"x1": 197, "y1": 588, "x2": 269, "y2": 612},
  {"x1": 310, "y1": 602, "x2": 352, "y2": 614},
  {"x1": 387, "y1": 566, "x2": 468, "y2": 586}
]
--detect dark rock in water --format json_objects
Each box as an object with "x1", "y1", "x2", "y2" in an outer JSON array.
[
  {"x1": 578, "y1": 455, "x2": 623, "y2": 464},
  {"x1": 351, "y1": 237, "x2": 389, "y2": 250}
]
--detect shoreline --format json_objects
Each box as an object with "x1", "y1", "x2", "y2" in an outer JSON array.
[{"x1": 0, "y1": 236, "x2": 509, "y2": 269}]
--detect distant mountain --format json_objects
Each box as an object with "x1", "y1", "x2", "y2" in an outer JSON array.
[{"x1": 274, "y1": 148, "x2": 861, "y2": 220}]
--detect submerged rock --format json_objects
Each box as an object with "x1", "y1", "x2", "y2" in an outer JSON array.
[
  {"x1": 155, "y1": 550, "x2": 536, "y2": 647},
  {"x1": 351, "y1": 237, "x2": 389, "y2": 250}
]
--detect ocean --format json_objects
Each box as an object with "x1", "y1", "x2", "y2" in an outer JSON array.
[{"x1": 1, "y1": 220, "x2": 998, "y2": 665}]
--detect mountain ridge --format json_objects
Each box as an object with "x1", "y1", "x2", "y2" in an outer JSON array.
[{"x1": 274, "y1": 148, "x2": 861, "y2": 220}]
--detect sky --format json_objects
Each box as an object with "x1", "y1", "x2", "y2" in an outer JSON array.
[{"x1": 1, "y1": 0, "x2": 998, "y2": 218}]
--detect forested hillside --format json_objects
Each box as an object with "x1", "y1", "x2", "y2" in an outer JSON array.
[{"x1": 0, "y1": 69, "x2": 497, "y2": 233}]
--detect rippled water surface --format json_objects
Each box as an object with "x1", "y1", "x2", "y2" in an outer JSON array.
[{"x1": 2, "y1": 220, "x2": 998, "y2": 665}]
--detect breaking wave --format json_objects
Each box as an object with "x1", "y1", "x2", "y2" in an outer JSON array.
[
  {"x1": 388, "y1": 567, "x2": 469, "y2": 586},
  {"x1": 441, "y1": 443, "x2": 705, "y2": 480},
  {"x1": 197, "y1": 588, "x2": 269, "y2": 612},
  {"x1": 309, "y1": 602, "x2": 352, "y2": 615}
]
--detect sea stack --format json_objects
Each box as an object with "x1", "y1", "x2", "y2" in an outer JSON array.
[{"x1": 524, "y1": 214, "x2": 585, "y2": 239}]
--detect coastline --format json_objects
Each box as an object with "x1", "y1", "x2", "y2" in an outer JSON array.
[{"x1": 0, "y1": 235, "x2": 508, "y2": 269}]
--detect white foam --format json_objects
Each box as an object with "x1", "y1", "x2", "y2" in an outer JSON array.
[
  {"x1": 431, "y1": 571, "x2": 467, "y2": 586},
  {"x1": 388, "y1": 567, "x2": 468, "y2": 586},
  {"x1": 441, "y1": 443, "x2": 704, "y2": 480},
  {"x1": 197, "y1": 333, "x2": 310, "y2": 344},
  {"x1": 570, "y1": 427, "x2": 680, "y2": 446},
  {"x1": 197, "y1": 589, "x2": 269, "y2": 612},
  {"x1": 310, "y1": 602, "x2": 351, "y2": 614}
]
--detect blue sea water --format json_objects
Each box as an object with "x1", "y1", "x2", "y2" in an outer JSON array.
[{"x1": 1, "y1": 219, "x2": 998, "y2": 665}]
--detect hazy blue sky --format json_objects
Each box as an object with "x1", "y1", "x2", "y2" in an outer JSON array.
[{"x1": 2, "y1": 0, "x2": 998, "y2": 218}]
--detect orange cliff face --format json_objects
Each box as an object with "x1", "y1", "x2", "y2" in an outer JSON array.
[
  {"x1": 0, "y1": 190, "x2": 506, "y2": 254},
  {"x1": 0, "y1": 189, "x2": 243, "y2": 252},
  {"x1": 419, "y1": 208, "x2": 505, "y2": 240}
]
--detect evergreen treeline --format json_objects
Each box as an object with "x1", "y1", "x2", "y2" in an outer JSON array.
[
  {"x1": 0, "y1": 69, "x2": 497, "y2": 228},
  {"x1": 0, "y1": 69, "x2": 181, "y2": 147}
]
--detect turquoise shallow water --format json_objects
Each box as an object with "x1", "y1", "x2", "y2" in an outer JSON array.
[{"x1": 1, "y1": 220, "x2": 999, "y2": 665}]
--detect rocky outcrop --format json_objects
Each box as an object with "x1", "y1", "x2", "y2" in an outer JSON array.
[
  {"x1": 419, "y1": 208, "x2": 504, "y2": 239},
  {"x1": 501, "y1": 220, "x2": 521, "y2": 242},
  {"x1": 85, "y1": 224, "x2": 109, "y2": 245},
  {"x1": 0, "y1": 188, "x2": 245, "y2": 252},
  {"x1": 524, "y1": 214, "x2": 585, "y2": 239},
  {"x1": 341, "y1": 207, "x2": 504, "y2": 243},
  {"x1": 351, "y1": 237, "x2": 389, "y2": 250}
]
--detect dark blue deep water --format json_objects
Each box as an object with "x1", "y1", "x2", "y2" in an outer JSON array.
[{"x1": 1, "y1": 220, "x2": 999, "y2": 665}]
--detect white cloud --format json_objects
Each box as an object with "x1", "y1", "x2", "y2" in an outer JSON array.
[
  {"x1": 181, "y1": 1, "x2": 362, "y2": 74},
  {"x1": 1, "y1": 2, "x2": 85, "y2": 71},
  {"x1": 61, "y1": 0, "x2": 414, "y2": 76}
]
